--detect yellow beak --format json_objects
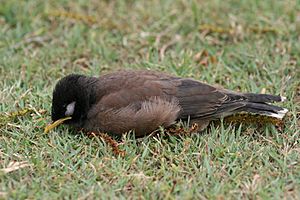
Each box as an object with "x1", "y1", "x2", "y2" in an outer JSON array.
[{"x1": 44, "y1": 116, "x2": 72, "y2": 133}]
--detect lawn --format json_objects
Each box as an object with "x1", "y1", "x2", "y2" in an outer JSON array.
[{"x1": 0, "y1": 0, "x2": 299, "y2": 199}]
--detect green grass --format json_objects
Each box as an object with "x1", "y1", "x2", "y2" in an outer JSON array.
[{"x1": 0, "y1": 0, "x2": 299, "y2": 199}]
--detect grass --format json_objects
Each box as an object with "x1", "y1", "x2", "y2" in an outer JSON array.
[{"x1": 0, "y1": 0, "x2": 299, "y2": 199}]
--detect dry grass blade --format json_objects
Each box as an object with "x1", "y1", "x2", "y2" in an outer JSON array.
[
  {"x1": 86, "y1": 131, "x2": 126, "y2": 157},
  {"x1": 0, "y1": 108, "x2": 34, "y2": 128},
  {"x1": 199, "y1": 23, "x2": 279, "y2": 37},
  {"x1": 1, "y1": 108, "x2": 34, "y2": 118},
  {"x1": 48, "y1": 10, "x2": 97, "y2": 25},
  {"x1": 0, "y1": 192, "x2": 7, "y2": 198},
  {"x1": 166, "y1": 123, "x2": 199, "y2": 136},
  {"x1": 1, "y1": 161, "x2": 31, "y2": 174},
  {"x1": 224, "y1": 113, "x2": 286, "y2": 131},
  {"x1": 44, "y1": 116, "x2": 72, "y2": 133}
]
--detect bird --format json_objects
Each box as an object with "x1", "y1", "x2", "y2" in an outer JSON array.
[{"x1": 49, "y1": 70, "x2": 288, "y2": 136}]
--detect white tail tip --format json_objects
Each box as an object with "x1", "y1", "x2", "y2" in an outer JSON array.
[
  {"x1": 268, "y1": 108, "x2": 288, "y2": 119},
  {"x1": 281, "y1": 96, "x2": 287, "y2": 102}
]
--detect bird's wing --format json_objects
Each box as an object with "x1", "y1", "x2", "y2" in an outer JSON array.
[
  {"x1": 94, "y1": 70, "x2": 174, "y2": 109},
  {"x1": 95, "y1": 70, "x2": 245, "y2": 119},
  {"x1": 171, "y1": 79, "x2": 245, "y2": 119}
]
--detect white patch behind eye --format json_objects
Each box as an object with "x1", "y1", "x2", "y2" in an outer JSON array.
[{"x1": 65, "y1": 101, "x2": 76, "y2": 116}]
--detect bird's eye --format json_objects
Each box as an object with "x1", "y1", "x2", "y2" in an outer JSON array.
[{"x1": 65, "y1": 101, "x2": 76, "y2": 116}]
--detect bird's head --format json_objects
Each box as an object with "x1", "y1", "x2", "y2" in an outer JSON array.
[{"x1": 51, "y1": 74, "x2": 92, "y2": 127}]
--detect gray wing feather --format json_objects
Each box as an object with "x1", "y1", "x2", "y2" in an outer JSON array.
[{"x1": 172, "y1": 79, "x2": 245, "y2": 119}]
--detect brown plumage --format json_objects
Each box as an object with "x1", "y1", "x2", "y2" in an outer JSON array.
[{"x1": 51, "y1": 70, "x2": 288, "y2": 136}]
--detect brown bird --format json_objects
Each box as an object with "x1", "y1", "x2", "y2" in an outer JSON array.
[{"x1": 50, "y1": 70, "x2": 288, "y2": 136}]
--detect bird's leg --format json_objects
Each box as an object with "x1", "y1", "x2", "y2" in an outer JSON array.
[
  {"x1": 166, "y1": 122, "x2": 200, "y2": 136},
  {"x1": 81, "y1": 129, "x2": 126, "y2": 157}
]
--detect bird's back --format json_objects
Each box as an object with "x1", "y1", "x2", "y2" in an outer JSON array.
[{"x1": 84, "y1": 70, "x2": 287, "y2": 135}]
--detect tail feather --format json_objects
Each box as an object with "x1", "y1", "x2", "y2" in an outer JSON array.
[
  {"x1": 244, "y1": 93, "x2": 285, "y2": 103},
  {"x1": 242, "y1": 102, "x2": 288, "y2": 119},
  {"x1": 212, "y1": 93, "x2": 288, "y2": 119}
]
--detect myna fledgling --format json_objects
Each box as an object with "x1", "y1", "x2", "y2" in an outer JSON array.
[{"x1": 49, "y1": 70, "x2": 288, "y2": 136}]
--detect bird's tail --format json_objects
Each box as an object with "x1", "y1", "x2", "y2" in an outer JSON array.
[
  {"x1": 242, "y1": 93, "x2": 288, "y2": 119},
  {"x1": 243, "y1": 93, "x2": 286, "y2": 103},
  {"x1": 240, "y1": 101, "x2": 288, "y2": 119},
  {"x1": 217, "y1": 93, "x2": 288, "y2": 119}
]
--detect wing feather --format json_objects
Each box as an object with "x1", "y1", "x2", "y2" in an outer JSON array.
[{"x1": 95, "y1": 71, "x2": 244, "y2": 120}]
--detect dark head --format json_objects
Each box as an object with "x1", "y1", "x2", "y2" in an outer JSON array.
[{"x1": 51, "y1": 74, "x2": 96, "y2": 126}]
